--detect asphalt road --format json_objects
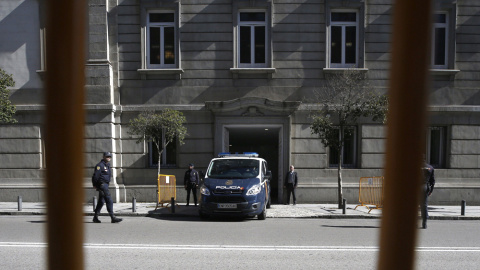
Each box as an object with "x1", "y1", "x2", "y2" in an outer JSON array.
[{"x1": 0, "y1": 215, "x2": 479, "y2": 269}]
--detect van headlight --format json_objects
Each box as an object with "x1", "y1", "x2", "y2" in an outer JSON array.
[
  {"x1": 200, "y1": 185, "x2": 210, "y2": 196},
  {"x1": 246, "y1": 184, "x2": 261, "y2": 196}
]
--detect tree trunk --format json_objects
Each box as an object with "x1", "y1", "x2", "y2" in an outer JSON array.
[
  {"x1": 337, "y1": 126, "x2": 344, "y2": 209},
  {"x1": 155, "y1": 141, "x2": 164, "y2": 179}
]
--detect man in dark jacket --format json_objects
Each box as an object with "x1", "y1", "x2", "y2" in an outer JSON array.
[
  {"x1": 284, "y1": 165, "x2": 298, "y2": 205},
  {"x1": 92, "y1": 152, "x2": 122, "y2": 223},
  {"x1": 421, "y1": 161, "x2": 435, "y2": 229},
  {"x1": 184, "y1": 163, "x2": 200, "y2": 206}
]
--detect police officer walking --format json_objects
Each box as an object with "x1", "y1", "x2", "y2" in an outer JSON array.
[
  {"x1": 92, "y1": 152, "x2": 122, "y2": 223},
  {"x1": 284, "y1": 165, "x2": 298, "y2": 205},
  {"x1": 421, "y1": 161, "x2": 435, "y2": 229},
  {"x1": 184, "y1": 163, "x2": 199, "y2": 206}
]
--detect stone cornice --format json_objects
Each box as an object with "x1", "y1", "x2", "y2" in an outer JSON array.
[{"x1": 205, "y1": 97, "x2": 301, "y2": 116}]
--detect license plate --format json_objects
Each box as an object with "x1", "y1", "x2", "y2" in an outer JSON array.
[{"x1": 218, "y1": 203, "x2": 237, "y2": 209}]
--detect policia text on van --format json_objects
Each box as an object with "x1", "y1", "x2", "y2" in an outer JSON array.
[{"x1": 199, "y1": 152, "x2": 271, "y2": 220}]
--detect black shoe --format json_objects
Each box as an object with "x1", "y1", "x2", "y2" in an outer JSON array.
[
  {"x1": 93, "y1": 216, "x2": 101, "y2": 223},
  {"x1": 111, "y1": 216, "x2": 123, "y2": 223},
  {"x1": 293, "y1": 202, "x2": 296, "y2": 205},
  {"x1": 422, "y1": 220, "x2": 427, "y2": 229}
]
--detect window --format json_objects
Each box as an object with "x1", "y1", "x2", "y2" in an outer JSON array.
[
  {"x1": 329, "y1": 11, "x2": 358, "y2": 68},
  {"x1": 231, "y1": 1, "x2": 274, "y2": 76},
  {"x1": 430, "y1": 2, "x2": 458, "y2": 74},
  {"x1": 432, "y1": 13, "x2": 448, "y2": 68},
  {"x1": 426, "y1": 127, "x2": 446, "y2": 168},
  {"x1": 148, "y1": 137, "x2": 177, "y2": 168},
  {"x1": 139, "y1": 1, "x2": 182, "y2": 78},
  {"x1": 147, "y1": 12, "x2": 176, "y2": 69},
  {"x1": 238, "y1": 11, "x2": 267, "y2": 68},
  {"x1": 329, "y1": 127, "x2": 357, "y2": 168}
]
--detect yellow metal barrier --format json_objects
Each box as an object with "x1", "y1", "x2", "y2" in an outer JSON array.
[
  {"x1": 355, "y1": 176, "x2": 384, "y2": 213},
  {"x1": 156, "y1": 174, "x2": 176, "y2": 210}
]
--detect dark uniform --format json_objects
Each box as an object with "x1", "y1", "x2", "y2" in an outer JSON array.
[
  {"x1": 421, "y1": 163, "x2": 435, "y2": 229},
  {"x1": 184, "y1": 164, "x2": 200, "y2": 206},
  {"x1": 92, "y1": 152, "x2": 122, "y2": 223},
  {"x1": 284, "y1": 167, "x2": 298, "y2": 205}
]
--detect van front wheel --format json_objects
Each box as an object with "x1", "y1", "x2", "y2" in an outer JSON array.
[{"x1": 258, "y1": 206, "x2": 266, "y2": 220}]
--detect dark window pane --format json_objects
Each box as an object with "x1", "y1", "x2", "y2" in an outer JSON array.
[
  {"x1": 434, "y1": 28, "x2": 446, "y2": 66},
  {"x1": 332, "y1": 12, "x2": 356, "y2": 22},
  {"x1": 149, "y1": 27, "x2": 160, "y2": 65},
  {"x1": 151, "y1": 145, "x2": 159, "y2": 165},
  {"x1": 429, "y1": 128, "x2": 445, "y2": 168},
  {"x1": 329, "y1": 129, "x2": 355, "y2": 167},
  {"x1": 166, "y1": 140, "x2": 176, "y2": 165},
  {"x1": 345, "y1": 26, "x2": 356, "y2": 64},
  {"x1": 164, "y1": 27, "x2": 175, "y2": 64},
  {"x1": 330, "y1": 148, "x2": 339, "y2": 165},
  {"x1": 150, "y1": 13, "x2": 174, "y2": 23},
  {"x1": 434, "y1": 14, "x2": 446, "y2": 24},
  {"x1": 329, "y1": 130, "x2": 340, "y2": 166},
  {"x1": 150, "y1": 140, "x2": 176, "y2": 167},
  {"x1": 254, "y1": 26, "x2": 265, "y2": 64},
  {"x1": 331, "y1": 26, "x2": 342, "y2": 64},
  {"x1": 240, "y1": 12, "x2": 265, "y2": 22},
  {"x1": 240, "y1": 26, "x2": 251, "y2": 64},
  {"x1": 343, "y1": 130, "x2": 354, "y2": 165}
]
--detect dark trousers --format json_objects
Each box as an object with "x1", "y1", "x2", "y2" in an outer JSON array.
[
  {"x1": 94, "y1": 183, "x2": 113, "y2": 214},
  {"x1": 286, "y1": 183, "x2": 296, "y2": 204},
  {"x1": 186, "y1": 183, "x2": 197, "y2": 205},
  {"x1": 421, "y1": 185, "x2": 429, "y2": 222}
]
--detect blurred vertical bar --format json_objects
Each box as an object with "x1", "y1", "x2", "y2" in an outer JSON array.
[
  {"x1": 45, "y1": 0, "x2": 87, "y2": 269},
  {"x1": 377, "y1": 0, "x2": 432, "y2": 270}
]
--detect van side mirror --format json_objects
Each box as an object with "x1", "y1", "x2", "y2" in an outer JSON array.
[{"x1": 265, "y1": 170, "x2": 272, "y2": 180}]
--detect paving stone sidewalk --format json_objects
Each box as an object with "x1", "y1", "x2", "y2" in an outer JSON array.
[{"x1": 0, "y1": 202, "x2": 479, "y2": 220}]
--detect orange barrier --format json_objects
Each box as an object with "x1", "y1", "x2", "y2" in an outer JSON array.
[
  {"x1": 354, "y1": 176, "x2": 384, "y2": 213},
  {"x1": 156, "y1": 174, "x2": 177, "y2": 209}
]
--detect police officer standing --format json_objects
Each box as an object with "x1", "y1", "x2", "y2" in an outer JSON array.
[
  {"x1": 184, "y1": 163, "x2": 199, "y2": 206},
  {"x1": 421, "y1": 161, "x2": 435, "y2": 229},
  {"x1": 284, "y1": 165, "x2": 298, "y2": 205},
  {"x1": 92, "y1": 152, "x2": 122, "y2": 223}
]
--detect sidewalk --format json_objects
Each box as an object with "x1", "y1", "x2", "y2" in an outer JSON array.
[{"x1": 0, "y1": 202, "x2": 479, "y2": 220}]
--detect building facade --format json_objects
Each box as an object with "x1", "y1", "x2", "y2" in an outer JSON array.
[{"x1": 1, "y1": 0, "x2": 479, "y2": 204}]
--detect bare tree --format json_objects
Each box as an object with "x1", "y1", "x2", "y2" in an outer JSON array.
[{"x1": 310, "y1": 69, "x2": 388, "y2": 208}]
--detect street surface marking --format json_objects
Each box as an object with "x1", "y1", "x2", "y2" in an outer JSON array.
[{"x1": 1, "y1": 242, "x2": 480, "y2": 252}]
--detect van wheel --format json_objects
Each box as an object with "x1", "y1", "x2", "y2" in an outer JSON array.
[
  {"x1": 258, "y1": 206, "x2": 266, "y2": 220},
  {"x1": 199, "y1": 211, "x2": 209, "y2": 220}
]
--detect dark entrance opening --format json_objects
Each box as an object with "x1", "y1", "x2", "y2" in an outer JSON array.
[{"x1": 229, "y1": 127, "x2": 280, "y2": 204}]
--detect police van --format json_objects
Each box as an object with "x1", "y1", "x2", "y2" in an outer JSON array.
[{"x1": 199, "y1": 152, "x2": 272, "y2": 220}]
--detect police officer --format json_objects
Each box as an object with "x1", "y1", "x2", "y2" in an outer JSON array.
[
  {"x1": 421, "y1": 161, "x2": 435, "y2": 229},
  {"x1": 92, "y1": 152, "x2": 122, "y2": 223},
  {"x1": 284, "y1": 165, "x2": 298, "y2": 205},
  {"x1": 184, "y1": 163, "x2": 200, "y2": 206}
]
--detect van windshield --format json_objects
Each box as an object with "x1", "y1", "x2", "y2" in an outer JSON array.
[{"x1": 207, "y1": 159, "x2": 260, "y2": 179}]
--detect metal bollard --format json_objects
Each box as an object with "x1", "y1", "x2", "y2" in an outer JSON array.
[
  {"x1": 132, "y1": 197, "x2": 136, "y2": 213},
  {"x1": 93, "y1": 196, "x2": 97, "y2": 212},
  {"x1": 18, "y1": 196, "x2": 22, "y2": 211},
  {"x1": 171, "y1": 197, "x2": 175, "y2": 213},
  {"x1": 461, "y1": 200, "x2": 466, "y2": 216},
  {"x1": 342, "y1": 198, "x2": 347, "y2": 214}
]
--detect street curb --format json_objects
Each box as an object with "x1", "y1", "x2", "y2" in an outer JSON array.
[{"x1": 3, "y1": 212, "x2": 479, "y2": 221}]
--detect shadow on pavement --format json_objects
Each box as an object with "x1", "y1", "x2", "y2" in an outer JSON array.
[{"x1": 321, "y1": 225, "x2": 379, "y2": 229}]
